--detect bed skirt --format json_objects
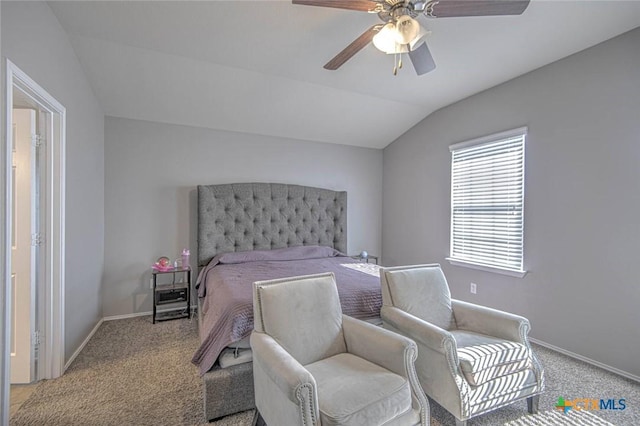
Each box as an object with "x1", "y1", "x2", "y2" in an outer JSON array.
[
  {"x1": 202, "y1": 361, "x2": 255, "y2": 421},
  {"x1": 198, "y1": 297, "x2": 255, "y2": 421}
]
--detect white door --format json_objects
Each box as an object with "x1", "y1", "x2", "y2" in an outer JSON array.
[{"x1": 10, "y1": 108, "x2": 36, "y2": 384}]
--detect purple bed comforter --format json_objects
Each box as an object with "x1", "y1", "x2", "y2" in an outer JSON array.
[{"x1": 191, "y1": 246, "x2": 381, "y2": 375}]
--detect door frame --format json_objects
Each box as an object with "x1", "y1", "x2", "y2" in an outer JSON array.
[{"x1": 1, "y1": 59, "x2": 66, "y2": 423}]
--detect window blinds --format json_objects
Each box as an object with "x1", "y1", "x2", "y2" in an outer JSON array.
[{"x1": 449, "y1": 130, "x2": 525, "y2": 273}]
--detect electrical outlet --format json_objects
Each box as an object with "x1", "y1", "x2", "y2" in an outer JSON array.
[{"x1": 470, "y1": 282, "x2": 477, "y2": 294}]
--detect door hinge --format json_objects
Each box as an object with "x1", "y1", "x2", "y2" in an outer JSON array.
[
  {"x1": 32, "y1": 134, "x2": 43, "y2": 148},
  {"x1": 32, "y1": 330, "x2": 42, "y2": 347},
  {"x1": 31, "y1": 233, "x2": 43, "y2": 246},
  {"x1": 33, "y1": 330, "x2": 41, "y2": 360}
]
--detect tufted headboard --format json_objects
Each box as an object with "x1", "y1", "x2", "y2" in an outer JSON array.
[{"x1": 197, "y1": 183, "x2": 347, "y2": 267}]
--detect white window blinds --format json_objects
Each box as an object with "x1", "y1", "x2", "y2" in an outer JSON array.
[{"x1": 449, "y1": 128, "x2": 526, "y2": 275}]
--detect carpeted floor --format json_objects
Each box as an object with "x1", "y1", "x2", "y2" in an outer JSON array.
[{"x1": 9, "y1": 316, "x2": 639, "y2": 426}]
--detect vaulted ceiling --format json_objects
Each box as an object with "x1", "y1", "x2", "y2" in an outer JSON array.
[{"x1": 49, "y1": 0, "x2": 640, "y2": 148}]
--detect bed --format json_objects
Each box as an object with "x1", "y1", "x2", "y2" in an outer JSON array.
[{"x1": 193, "y1": 183, "x2": 383, "y2": 421}]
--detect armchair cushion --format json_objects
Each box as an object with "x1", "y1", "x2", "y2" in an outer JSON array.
[
  {"x1": 253, "y1": 273, "x2": 346, "y2": 366},
  {"x1": 384, "y1": 267, "x2": 456, "y2": 331},
  {"x1": 305, "y1": 353, "x2": 412, "y2": 426},
  {"x1": 451, "y1": 330, "x2": 531, "y2": 386}
]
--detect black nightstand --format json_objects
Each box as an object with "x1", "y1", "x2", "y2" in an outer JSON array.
[{"x1": 152, "y1": 267, "x2": 191, "y2": 323}]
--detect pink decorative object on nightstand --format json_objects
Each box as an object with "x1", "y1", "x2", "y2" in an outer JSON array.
[{"x1": 152, "y1": 256, "x2": 174, "y2": 272}]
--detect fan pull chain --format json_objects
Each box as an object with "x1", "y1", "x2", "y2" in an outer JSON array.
[
  {"x1": 393, "y1": 52, "x2": 397, "y2": 75},
  {"x1": 392, "y1": 52, "x2": 404, "y2": 76}
]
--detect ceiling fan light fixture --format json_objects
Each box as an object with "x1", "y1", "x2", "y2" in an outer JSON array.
[
  {"x1": 394, "y1": 15, "x2": 420, "y2": 45},
  {"x1": 372, "y1": 23, "x2": 398, "y2": 53},
  {"x1": 296, "y1": 0, "x2": 532, "y2": 74}
]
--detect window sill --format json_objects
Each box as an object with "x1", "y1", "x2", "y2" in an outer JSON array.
[{"x1": 446, "y1": 258, "x2": 527, "y2": 278}]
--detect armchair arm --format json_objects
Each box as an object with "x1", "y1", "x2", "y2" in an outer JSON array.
[
  {"x1": 381, "y1": 306, "x2": 456, "y2": 356},
  {"x1": 452, "y1": 299, "x2": 530, "y2": 344},
  {"x1": 250, "y1": 331, "x2": 317, "y2": 405},
  {"x1": 342, "y1": 315, "x2": 417, "y2": 378}
]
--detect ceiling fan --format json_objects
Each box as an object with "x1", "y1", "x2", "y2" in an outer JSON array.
[{"x1": 292, "y1": 0, "x2": 531, "y2": 75}]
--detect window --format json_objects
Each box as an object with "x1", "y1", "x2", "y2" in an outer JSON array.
[{"x1": 447, "y1": 127, "x2": 527, "y2": 277}]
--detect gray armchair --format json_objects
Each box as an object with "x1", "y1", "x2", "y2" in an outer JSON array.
[
  {"x1": 380, "y1": 264, "x2": 544, "y2": 426},
  {"x1": 251, "y1": 272, "x2": 429, "y2": 426}
]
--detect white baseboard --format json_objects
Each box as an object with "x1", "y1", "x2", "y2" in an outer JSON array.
[
  {"x1": 103, "y1": 311, "x2": 152, "y2": 322},
  {"x1": 530, "y1": 337, "x2": 640, "y2": 383},
  {"x1": 64, "y1": 318, "x2": 103, "y2": 372},
  {"x1": 103, "y1": 307, "x2": 195, "y2": 322},
  {"x1": 64, "y1": 309, "x2": 197, "y2": 372}
]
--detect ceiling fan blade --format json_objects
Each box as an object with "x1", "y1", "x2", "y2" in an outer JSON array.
[
  {"x1": 292, "y1": 0, "x2": 380, "y2": 12},
  {"x1": 408, "y1": 42, "x2": 436, "y2": 75},
  {"x1": 425, "y1": 0, "x2": 530, "y2": 18},
  {"x1": 324, "y1": 25, "x2": 382, "y2": 70}
]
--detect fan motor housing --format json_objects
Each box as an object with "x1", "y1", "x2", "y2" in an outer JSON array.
[{"x1": 378, "y1": 0, "x2": 419, "y2": 22}]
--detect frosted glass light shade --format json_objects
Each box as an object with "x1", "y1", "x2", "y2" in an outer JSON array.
[
  {"x1": 373, "y1": 18, "x2": 422, "y2": 54},
  {"x1": 372, "y1": 23, "x2": 398, "y2": 53},
  {"x1": 395, "y1": 15, "x2": 420, "y2": 45}
]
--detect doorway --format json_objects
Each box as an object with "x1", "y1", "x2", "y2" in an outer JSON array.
[
  {"x1": 10, "y1": 105, "x2": 41, "y2": 385},
  {"x1": 2, "y1": 60, "x2": 66, "y2": 424}
]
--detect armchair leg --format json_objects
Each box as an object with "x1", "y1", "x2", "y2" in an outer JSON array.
[
  {"x1": 527, "y1": 395, "x2": 540, "y2": 414},
  {"x1": 455, "y1": 419, "x2": 467, "y2": 426}
]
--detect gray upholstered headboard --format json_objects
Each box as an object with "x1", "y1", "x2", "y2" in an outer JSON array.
[{"x1": 197, "y1": 183, "x2": 347, "y2": 266}]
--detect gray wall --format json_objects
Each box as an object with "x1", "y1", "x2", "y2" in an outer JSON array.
[
  {"x1": 383, "y1": 28, "x2": 640, "y2": 378},
  {"x1": 103, "y1": 117, "x2": 383, "y2": 317},
  {"x1": 2, "y1": 1, "x2": 105, "y2": 362}
]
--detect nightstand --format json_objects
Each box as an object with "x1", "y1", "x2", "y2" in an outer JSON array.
[
  {"x1": 351, "y1": 254, "x2": 379, "y2": 265},
  {"x1": 152, "y1": 267, "x2": 191, "y2": 323}
]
